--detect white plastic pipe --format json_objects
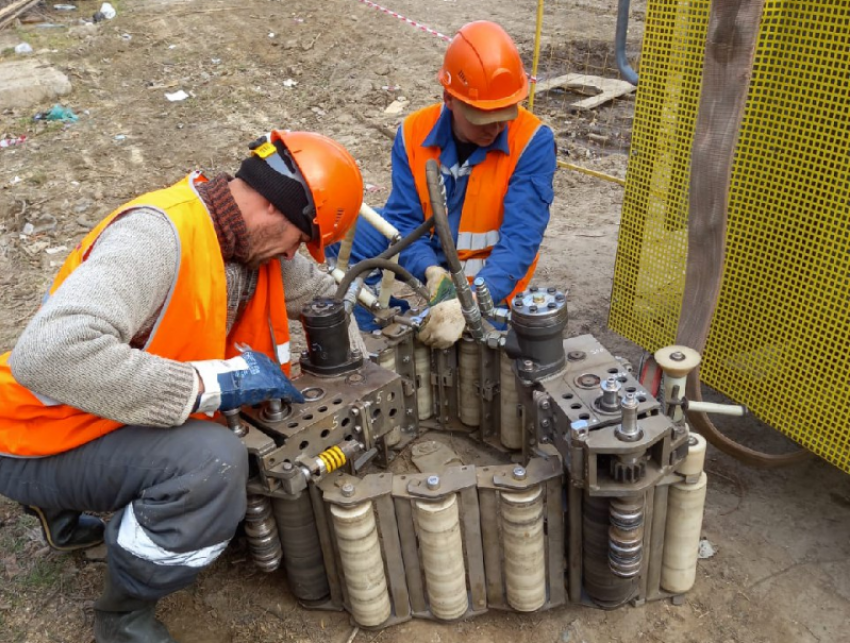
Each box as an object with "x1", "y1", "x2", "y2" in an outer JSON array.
[
  {"x1": 377, "y1": 255, "x2": 398, "y2": 308},
  {"x1": 359, "y1": 203, "x2": 400, "y2": 240},
  {"x1": 335, "y1": 218, "x2": 359, "y2": 272},
  {"x1": 686, "y1": 400, "x2": 746, "y2": 417},
  {"x1": 330, "y1": 268, "x2": 378, "y2": 308}
]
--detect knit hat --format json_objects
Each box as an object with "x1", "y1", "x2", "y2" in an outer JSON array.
[{"x1": 236, "y1": 137, "x2": 316, "y2": 239}]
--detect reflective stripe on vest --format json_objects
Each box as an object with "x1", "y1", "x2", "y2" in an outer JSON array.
[
  {"x1": 0, "y1": 173, "x2": 291, "y2": 457},
  {"x1": 404, "y1": 104, "x2": 543, "y2": 299}
]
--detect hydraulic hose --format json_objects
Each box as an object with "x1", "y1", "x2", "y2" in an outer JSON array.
[
  {"x1": 424, "y1": 159, "x2": 484, "y2": 340},
  {"x1": 334, "y1": 258, "x2": 429, "y2": 302},
  {"x1": 377, "y1": 215, "x2": 435, "y2": 261},
  {"x1": 424, "y1": 160, "x2": 464, "y2": 276}
]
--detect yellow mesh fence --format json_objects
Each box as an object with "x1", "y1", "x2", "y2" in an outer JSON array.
[{"x1": 609, "y1": 0, "x2": 850, "y2": 472}]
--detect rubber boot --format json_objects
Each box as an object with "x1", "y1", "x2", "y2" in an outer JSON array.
[
  {"x1": 94, "y1": 573, "x2": 177, "y2": 643},
  {"x1": 23, "y1": 505, "x2": 105, "y2": 552}
]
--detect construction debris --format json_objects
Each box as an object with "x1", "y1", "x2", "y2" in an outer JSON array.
[{"x1": 534, "y1": 73, "x2": 636, "y2": 110}]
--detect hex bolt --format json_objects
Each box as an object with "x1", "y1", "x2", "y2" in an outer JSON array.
[
  {"x1": 341, "y1": 482, "x2": 355, "y2": 497},
  {"x1": 520, "y1": 359, "x2": 534, "y2": 372},
  {"x1": 426, "y1": 475, "x2": 440, "y2": 490},
  {"x1": 402, "y1": 356, "x2": 411, "y2": 364},
  {"x1": 541, "y1": 400, "x2": 550, "y2": 411},
  {"x1": 541, "y1": 419, "x2": 550, "y2": 428},
  {"x1": 512, "y1": 466, "x2": 527, "y2": 480},
  {"x1": 281, "y1": 461, "x2": 293, "y2": 472}
]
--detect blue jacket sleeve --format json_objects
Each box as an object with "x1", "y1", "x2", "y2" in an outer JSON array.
[
  {"x1": 380, "y1": 129, "x2": 439, "y2": 283},
  {"x1": 477, "y1": 125, "x2": 556, "y2": 303}
]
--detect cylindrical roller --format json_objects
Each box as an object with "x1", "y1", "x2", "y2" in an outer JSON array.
[
  {"x1": 501, "y1": 486, "x2": 546, "y2": 611},
  {"x1": 330, "y1": 501, "x2": 391, "y2": 627},
  {"x1": 244, "y1": 494, "x2": 282, "y2": 573},
  {"x1": 415, "y1": 494, "x2": 468, "y2": 620},
  {"x1": 458, "y1": 337, "x2": 481, "y2": 427},
  {"x1": 377, "y1": 348, "x2": 401, "y2": 446},
  {"x1": 582, "y1": 493, "x2": 637, "y2": 608},
  {"x1": 608, "y1": 496, "x2": 644, "y2": 579},
  {"x1": 272, "y1": 494, "x2": 329, "y2": 603},
  {"x1": 414, "y1": 343, "x2": 433, "y2": 420},
  {"x1": 661, "y1": 472, "x2": 708, "y2": 593},
  {"x1": 676, "y1": 433, "x2": 707, "y2": 477},
  {"x1": 500, "y1": 351, "x2": 522, "y2": 449}
]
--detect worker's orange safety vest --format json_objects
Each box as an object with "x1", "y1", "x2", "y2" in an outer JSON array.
[
  {"x1": 404, "y1": 104, "x2": 543, "y2": 300},
  {"x1": 0, "y1": 172, "x2": 291, "y2": 457}
]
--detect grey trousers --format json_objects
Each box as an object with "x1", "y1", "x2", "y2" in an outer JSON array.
[{"x1": 0, "y1": 420, "x2": 248, "y2": 601}]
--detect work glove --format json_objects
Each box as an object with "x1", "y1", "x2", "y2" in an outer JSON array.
[
  {"x1": 417, "y1": 266, "x2": 466, "y2": 350},
  {"x1": 191, "y1": 349, "x2": 304, "y2": 414}
]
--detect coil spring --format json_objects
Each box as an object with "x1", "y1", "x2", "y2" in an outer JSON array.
[{"x1": 318, "y1": 445, "x2": 347, "y2": 473}]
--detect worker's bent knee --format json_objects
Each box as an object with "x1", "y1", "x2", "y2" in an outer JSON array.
[{"x1": 186, "y1": 421, "x2": 249, "y2": 498}]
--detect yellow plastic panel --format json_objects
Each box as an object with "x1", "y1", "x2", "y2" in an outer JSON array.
[{"x1": 610, "y1": 0, "x2": 850, "y2": 472}]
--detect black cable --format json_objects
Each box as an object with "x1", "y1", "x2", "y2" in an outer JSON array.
[{"x1": 334, "y1": 258, "x2": 429, "y2": 301}]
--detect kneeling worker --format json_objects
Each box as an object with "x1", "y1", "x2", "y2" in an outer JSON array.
[
  {"x1": 337, "y1": 20, "x2": 557, "y2": 348},
  {"x1": 0, "y1": 130, "x2": 365, "y2": 642}
]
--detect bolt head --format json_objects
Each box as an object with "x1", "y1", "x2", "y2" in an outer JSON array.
[
  {"x1": 512, "y1": 466, "x2": 527, "y2": 480},
  {"x1": 341, "y1": 482, "x2": 355, "y2": 497},
  {"x1": 426, "y1": 475, "x2": 440, "y2": 490},
  {"x1": 670, "y1": 351, "x2": 686, "y2": 362}
]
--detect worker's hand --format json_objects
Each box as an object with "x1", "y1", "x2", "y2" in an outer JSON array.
[
  {"x1": 418, "y1": 266, "x2": 466, "y2": 349},
  {"x1": 191, "y1": 350, "x2": 304, "y2": 413}
]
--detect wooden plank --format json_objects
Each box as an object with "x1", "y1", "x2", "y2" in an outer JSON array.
[
  {"x1": 533, "y1": 73, "x2": 636, "y2": 110},
  {"x1": 0, "y1": 0, "x2": 42, "y2": 31}
]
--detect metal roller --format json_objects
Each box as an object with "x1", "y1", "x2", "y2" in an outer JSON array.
[
  {"x1": 661, "y1": 472, "x2": 708, "y2": 593},
  {"x1": 582, "y1": 493, "x2": 637, "y2": 608},
  {"x1": 415, "y1": 494, "x2": 468, "y2": 620},
  {"x1": 377, "y1": 347, "x2": 401, "y2": 446},
  {"x1": 458, "y1": 337, "x2": 481, "y2": 427},
  {"x1": 500, "y1": 486, "x2": 547, "y2": 611},
  {"x1": 608, "y1": 496, "x2": 645, "y2": 579},
  {"x1": 330, "y1": 501, "x2": 392, "y2": 627},
  {"x1": 414, "y1": 342, "x2": 433, "y2": 420},
  {"x1": 271, "y1": 494, "x2": 329, "y2": 604},
  {"x1": 244, "y1": 494, "x2": 282, "y2": 573},
  {"x1": 499, "y1": 351, "x2": 521, "y2": 449}
]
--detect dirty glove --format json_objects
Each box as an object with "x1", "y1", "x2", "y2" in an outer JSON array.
[
  {"x1": 191, "y1": 350, "x2": 304, "y2": 414},
  {"x1": 417, "y1": 266, "x2": 466, "y2": 350}
]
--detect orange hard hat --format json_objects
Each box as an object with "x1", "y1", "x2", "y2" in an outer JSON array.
[
  {"x1": 268, "y1": 130, "x2": 363, "y2": 263},
  {"x1": 438, "y1": 21, "x2": 529, "y2": 120}
]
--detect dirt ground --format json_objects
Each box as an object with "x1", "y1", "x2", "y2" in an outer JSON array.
[{"x1": 0, "y1": 1, "x2": 848, "y2": 642}]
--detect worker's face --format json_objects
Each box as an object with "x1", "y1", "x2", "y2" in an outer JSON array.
[
  {"x1": 446, "y1": 95, "x2": 510, "y2": 148},
  {"x1": 245, "y1": 200, "x2": 311, "y2": 268}
]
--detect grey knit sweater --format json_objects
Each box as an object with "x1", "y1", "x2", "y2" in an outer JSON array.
[{"x1": 8, "y1": 208, "x2": 363, "y2": 428}]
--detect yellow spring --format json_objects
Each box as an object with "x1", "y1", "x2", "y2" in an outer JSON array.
[{"x1": 318, "y1": 445, "x2": 347, "y2": 473}]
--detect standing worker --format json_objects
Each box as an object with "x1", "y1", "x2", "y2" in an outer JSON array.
[
  {"x1": 334, "y1": 20, "x2": 557, "y2": 348},
  {"x1": 0, "y1": 130, "x2": 366, "y2": 643}
]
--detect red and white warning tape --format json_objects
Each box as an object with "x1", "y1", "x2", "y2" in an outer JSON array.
[{"x1": 355, "y1": 0, "x2": 452, "y2": 42}]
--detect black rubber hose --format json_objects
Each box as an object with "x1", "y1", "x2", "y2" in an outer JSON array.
[
  {"x1": 334, "y1": 258, "x2": 429, "y2": 301},
  {"x1": 424, "y1": 160, "x2": 464, "y2": 275},
  {"x1": 377, "y1": 216, "x2": 436, "y2": 261}
]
